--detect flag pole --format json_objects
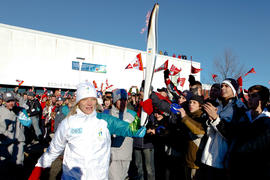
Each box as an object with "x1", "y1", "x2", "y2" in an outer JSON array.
[{"x1": 190, "y1": 56, "x2": 192, "y2": 75}]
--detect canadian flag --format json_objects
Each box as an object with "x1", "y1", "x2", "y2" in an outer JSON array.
[
  {"x1": 169, "y1": 64, "x2": 181, "y2": 76},
  {"x1": 177, "y1": 77, "x2": 186, "y2": 87},
  {"x1": 191, "y1": 65, "x2": 202, "y2": 74},
  {"x1": 154, "y1": 60, "x2": 168, "y2": 72},
  {"x1": 125, "y1": 53, "x2": 143, "y2": 71},
  {"x1": 16, "y1": 79, "x2": 24, "y2": 86}
]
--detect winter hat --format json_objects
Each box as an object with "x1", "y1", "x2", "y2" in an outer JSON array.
[
  {"x1": 157, "y1": 87, "x2": 168, "y2": 93},
  {"x1": 182, "y1": 90, "x2": 193, "y2": 101},
  {"x1": 3, "y1": 92, "x2": 15, "y2": 102},
  {"x1": 189, "y1": 95, "x2": 204, "y2": 105},
  {"x1": 76, "y1": 82, "x2": 97, "y2": 103},
  {"x1": 41, "y1": 94, "x2": 48, "y2": 99},
  {"x1": 222, "y1": 78, "x2": 239, "y2": 96},
  {"x1": 112, "y1": 89, "x2": 128, "y2": 104}
]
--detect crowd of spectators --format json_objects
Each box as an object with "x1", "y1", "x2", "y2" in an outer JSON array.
[{"x1": 0, "y1": 69, "x2": 269, "y2": 180}]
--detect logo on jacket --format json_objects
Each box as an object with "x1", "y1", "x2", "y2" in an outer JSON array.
[
  {"x1": 71, "y1": 128, "x2": 83, "y2": 134},
  {"x1": 98, "y1": 128, "x2": 104, "y2": 141}
]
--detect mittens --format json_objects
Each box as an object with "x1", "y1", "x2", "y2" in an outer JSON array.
[
  {"x1": 28, "y1": 166, "x2": 44, "y2": 180},
  {"x1": 164, "y1": 69, "x2": 170, "y2": 79}
]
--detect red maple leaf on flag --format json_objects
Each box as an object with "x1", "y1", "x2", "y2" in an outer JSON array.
[
  {"x1": 177, "y1": 78, "x2": 186, "y2": 87},
  {"x1": 244, "y1": 68, "x2": 256, "y2": 77},
  {"x1": 169, "y1": 64, "x2": 181, "y2": 76}
]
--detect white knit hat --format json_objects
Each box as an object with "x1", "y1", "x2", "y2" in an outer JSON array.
[{"x1": 76, "y1": 82, "x2": 97, "y2": 103}]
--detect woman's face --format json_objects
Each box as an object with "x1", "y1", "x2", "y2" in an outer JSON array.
[
  {"x1": 78, "y1": 97, "x2": 97, "y2": 115},
  {"x1": 189, "y1": 100, "x2": 201, "y2": 113},
  {"x1": 178, "y1": 95, "x2": 186, "y2": 104},
  {"x1": 104, "y1": 99, "x2": 111, "y2": 107}
]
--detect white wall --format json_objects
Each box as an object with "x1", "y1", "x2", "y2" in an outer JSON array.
[{"x1": 0, "y1": 23, "x2": 200, "y2": 91}]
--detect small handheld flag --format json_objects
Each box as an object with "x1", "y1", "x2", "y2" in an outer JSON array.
[
  {"x1": 154, "y1": 60, "x2": 168, "y2": 73},
  {"x1": 244, "y1": 68, "x2": 256, "y2": 77},
  {"x1": 212, "y1": 74, "x2": 217, "y2": 82},
  {"x1": 191, "y1": 66, "x2": 202, "y2": 74},
  {"x1": 16, "y1": 79, "x2": 24, "y2": 87}
]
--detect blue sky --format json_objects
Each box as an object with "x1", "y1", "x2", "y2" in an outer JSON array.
[{"x1": 1, "y1": 0, "x2": 269, "y2": 89}]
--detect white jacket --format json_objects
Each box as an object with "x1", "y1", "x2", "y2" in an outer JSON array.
[
  {"x1": 201, "y1": 98, "x2": 246, "y2": 169},
  {"x1": 37, "y1": 109, "x2": 111, "y2": 180}
]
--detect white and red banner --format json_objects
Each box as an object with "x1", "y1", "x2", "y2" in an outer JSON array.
[
  {"x1": 125, "y1": 53, "x2": 143, "y2": 71},
  {"x1": 154, "y1": 60, "x2": 168, "y2": 72}
]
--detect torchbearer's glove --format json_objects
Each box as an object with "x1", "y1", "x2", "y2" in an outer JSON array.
[{"x1": 28, "y1": 166, "x2": 44, "y2": 180}]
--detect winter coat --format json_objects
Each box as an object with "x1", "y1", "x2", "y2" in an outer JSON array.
[
  {"x1": 36, "y1": 109, "x2": 141, "y2": 180},
  {"x1": 229, "y1": 108, "x2": 270, "y2": 179},
  {"x1": 133, "y1": 114, "x2": 156, "y2": 149},
  {"x1": 109, "y1": 106, "x2": 139, "y2": 161},
  {"x1": 182, "y1": 109, "x2": 207, "y2": 169},
  {"x1": 201, "y1": 98, "x2": 246, "y2": 169},
  {"x1": 54, "y1": 105, "x2": 70, "y2": 131},
  {"x1": 26, "y1": 98, "x2": 42, "y2": 117},
  {"x1": 0, "y1": 105, "x2": 25, "y2": 164}
]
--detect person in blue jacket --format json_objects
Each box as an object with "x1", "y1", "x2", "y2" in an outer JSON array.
[{"x1": 29, "y1": 82, "x2": 146, "y2": 180}]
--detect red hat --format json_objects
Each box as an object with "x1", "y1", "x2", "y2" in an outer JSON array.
[{"x1": 41, "y1": 94, "x2": 48, "y2": 99}]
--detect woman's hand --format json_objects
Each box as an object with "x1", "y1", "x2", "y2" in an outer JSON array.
[{"x1": 178, "y1": 108, "x2": 186, "y2": 118}]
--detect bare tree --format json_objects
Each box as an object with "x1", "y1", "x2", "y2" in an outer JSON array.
[{"x1": 213, "y1": 49, "x2": 246, "y2": 82}]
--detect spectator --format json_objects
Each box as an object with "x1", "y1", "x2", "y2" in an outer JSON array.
[
  {"x1": 54, "y1": 97, "x2": 69, "y2": 131},
  {"x1": 133, "y1": 86, "x2": 155, "y2": 180},
  {"x1": 42, "y1": 98, "x2": 53, "y2": 137},
  {"x1": 102, "y1": 96, "x2": 112, "y2": 111},
  {"x1": 204, "y1": 83, "x2": 221, "y2": 107},
  {"x1": 200, "y1": 78, "x2": 246, "y2": 180},
  {"x1": 0, "y1": 92, "x2": 25, "y2": 179},
  {"x1": 105, "y1": 89, "x2": 141, "y2": 180},
  {"x1": 228, "y1": 85, "x2": 270, "y2": 180},
  {"x1": 26, "y1": 91, "x2": 43, "y2": 142},
  {"x1": 178, "y1": 95, "x2": 207, "y2": 180}
]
